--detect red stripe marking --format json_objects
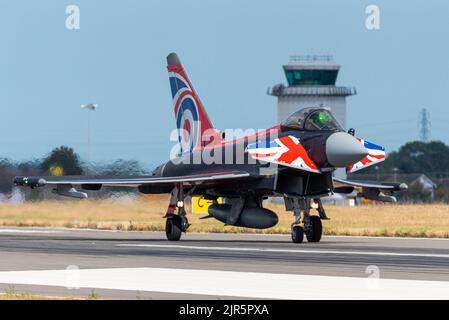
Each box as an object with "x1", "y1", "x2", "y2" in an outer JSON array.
[
  {"x1": 251, "y1": 152, "x2": 277, "y2": 158},
  {"x1": 202, "y1": 126, "x2": 281, "y2": 151},
  {"x1": 277, "y1": 136, "x2": 318, "y2": 171},
  {"x1": 369, "y1": 154, "x2": 385, "y2": 159}
]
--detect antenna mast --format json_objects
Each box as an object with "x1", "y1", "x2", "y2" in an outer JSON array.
[{"x1": 418, "y1": 108, "x2": 431, "y2": 142}]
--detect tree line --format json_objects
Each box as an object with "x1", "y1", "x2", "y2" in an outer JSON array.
[
  {"x1": 353, "y1": 140, "x2": 449, "y2": 202},
  {"x1": 0, "y1": 146, "x2": 148, "y2": 200}
]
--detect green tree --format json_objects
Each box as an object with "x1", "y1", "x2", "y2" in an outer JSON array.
[
  {"x1": 97, "y1": 159, "x2": 147, "y2": 176},
  {"x1": 40, "y1": 146, "x2": 83, "y2": 175},
  {"x1": 366, "y1": 141, "x2": 449, "y2": 177}
]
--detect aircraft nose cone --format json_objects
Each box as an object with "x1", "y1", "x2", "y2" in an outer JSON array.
[{"x1": 325, "y1": 132, "x2": 369, "y2": 167}]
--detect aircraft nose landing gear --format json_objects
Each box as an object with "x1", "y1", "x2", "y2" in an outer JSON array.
[
  {"x1": 285, "y1": 197, "x2": 325, "y2": 244},
  {"x1": 291, "y1": 225, "x2": 304, "y2": 243},
  {"x1": 304, "y1": 215, "x2": 322, "y2": 242}
]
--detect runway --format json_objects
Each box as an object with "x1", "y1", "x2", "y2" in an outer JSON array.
[{"x1": 0, "y1": 227, "x2": 449, "y2": 299}]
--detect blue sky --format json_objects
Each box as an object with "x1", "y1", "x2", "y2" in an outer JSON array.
[{"x1": 1, "y1": 0, "x2": 448, "y2": 169}]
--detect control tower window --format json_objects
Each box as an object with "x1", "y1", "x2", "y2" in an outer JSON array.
[{"x1": 285, "y1": 70, "x2": 339, "y2": 86}]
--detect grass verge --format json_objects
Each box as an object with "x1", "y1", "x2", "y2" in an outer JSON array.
[{"x1": 0, "y1": 196, "x2": 448, "y2": 238}]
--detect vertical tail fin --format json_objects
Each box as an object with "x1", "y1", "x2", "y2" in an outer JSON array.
[{"x1": 167, "y1": 52, "x2": 218, "y2": 153}]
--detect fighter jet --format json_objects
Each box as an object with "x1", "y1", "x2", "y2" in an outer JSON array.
[{"x1": 14, "y1": 53, "x2": 406, "y2": 243}]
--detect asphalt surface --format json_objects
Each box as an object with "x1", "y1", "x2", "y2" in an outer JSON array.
[{"x1": 0, "y1": 228, "x2": 449, "y2": 299}]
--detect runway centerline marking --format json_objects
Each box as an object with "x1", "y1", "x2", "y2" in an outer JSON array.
[
  {"x1": 0, "y1": 229, "x2": 61, "y2": 234},
  {"x1": 116, "y1": 243, "x2": 449, "y2": 259}
]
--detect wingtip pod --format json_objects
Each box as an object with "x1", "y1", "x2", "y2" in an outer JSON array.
[
  {"x1": 347, "y1": 138, "x2": 386, "y2": 173},
  {"x1": 13, "y1": 176, "x2": 46, "y2": 188},
  {"x1": 399, "y1": 183, "x2": 408, "y2": 190}
]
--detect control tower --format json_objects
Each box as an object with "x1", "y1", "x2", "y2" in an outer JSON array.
[{"x1": 268, "y1": 55, "x2": 356, "y2": 128}]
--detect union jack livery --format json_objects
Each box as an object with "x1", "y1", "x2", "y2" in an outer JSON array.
[
  {"x1": 246, "y1": 136, "x2": 320, "y2": 173},
  {"x1": 14, "y1": 52, "x2": 407, "y2": 244},
  {"x1": 347, "y1": 139, "x2": 386, "y2": 173},
  {"x1": 167, "y1": 54, "x2": 216, "y2": 153}
]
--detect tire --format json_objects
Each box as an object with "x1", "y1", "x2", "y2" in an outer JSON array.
[
  {"x1": 291, "y1": 225, "x2": 304, "y2": 243},
  {"x1": 166, "y1": 215, "x2": 182, "y2": 241},
  {"x1": 305, "y1": 216, "x2": 322, "y2": 243}
]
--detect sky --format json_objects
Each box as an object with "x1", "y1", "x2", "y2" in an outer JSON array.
[{"x1": 1, "y1": 0, "x2": 448, "y2": 169}]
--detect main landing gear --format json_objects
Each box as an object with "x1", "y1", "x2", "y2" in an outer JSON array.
[
  {"x1": 165, "y1": 215, "x2": 183, "y2": 241},
  {"x1": 164, "y1": 185, "x2": 190, "y2": 241},
  {"x1": 286, "y1": 198, "x2": 328, "y2": 244}
]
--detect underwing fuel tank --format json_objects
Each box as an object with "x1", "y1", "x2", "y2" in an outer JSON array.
[{"x1": 208, "y1": 204, "x2": 278, "y2": 229}]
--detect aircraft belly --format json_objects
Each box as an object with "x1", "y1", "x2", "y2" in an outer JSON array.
[{"x1": 275, "y1": 169, "x2": 333, "y2": 197}]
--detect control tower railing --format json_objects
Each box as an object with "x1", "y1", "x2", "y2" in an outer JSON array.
[{"x1": 289, "y1": 55, "x2": 334, "y2": 63}]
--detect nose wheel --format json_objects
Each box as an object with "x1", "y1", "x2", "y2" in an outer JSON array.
[
  {"x1": 304, "y1": 215, "x2": 322, "y2": 242},
  {"x1": 291, "y1": 225, "x2": 304, "y2": 243},
  {"x1": 286, "y1": 198, "x2": 325, "y2": 243}
]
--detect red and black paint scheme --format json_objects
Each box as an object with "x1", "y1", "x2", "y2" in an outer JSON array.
[{"x1": 14, "y1": 53, "x2": 407, "y2": 243}]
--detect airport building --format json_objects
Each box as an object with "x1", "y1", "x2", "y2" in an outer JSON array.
[{"x1": 268, "y1": 55, "x2": 356, "y2": 129}]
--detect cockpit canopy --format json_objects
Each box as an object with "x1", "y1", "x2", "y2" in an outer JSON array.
[{"x1": 281, "y1": 108, "x2": 344, "y2": 132}]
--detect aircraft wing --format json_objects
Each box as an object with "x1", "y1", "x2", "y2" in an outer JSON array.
[
  {"x1": 13, "y1": 171, "x2": 251, "y2": 194},
  {"x1": 333, "y1": 177, "x2": 408, "y2": 203},
  {"x1": 346, "y1": 138, "x2": 385, "y2": 173},
  {"x1": 333, "y1": 178, "x2": 407, "y2": 191}
]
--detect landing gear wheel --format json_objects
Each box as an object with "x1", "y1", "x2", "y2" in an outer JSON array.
[
  {"x1": 291, "y1": 225, "x2": 304, "y2": 243},
  {"x1": 166, "y1": 215, "x2": 182, "y2": 241},
  {"x1": 305, "y1": 216, "x2": 322, "y2": 243}
]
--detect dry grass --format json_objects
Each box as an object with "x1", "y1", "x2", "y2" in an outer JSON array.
[
  {"x1": 0, "y1": 293, "x2": 76, "y2": 300},
  {"x1": 0, "y1": 286, "x2": 79, "y2": 300},
  {"x1": 0, "y1": 195, "x2": 448, "y2": 238},
  {"x1": 0, "y1": 285, "x2": 90, "y2": 300}
]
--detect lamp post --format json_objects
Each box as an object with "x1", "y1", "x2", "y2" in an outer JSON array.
[
  {"x1": 81, "y1": 104, "x2": 98, "y2": 173},
  {"x1": 393, "y1": 167, "x2": 399, "y2": 183}
]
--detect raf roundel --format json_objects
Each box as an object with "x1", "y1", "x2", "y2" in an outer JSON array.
[
  {"x1": 170, "y1": 72, "x2": 200, "y2": 153},
  {"x1": 176, "y1": 95, "x2": 199, "y2": 152}
]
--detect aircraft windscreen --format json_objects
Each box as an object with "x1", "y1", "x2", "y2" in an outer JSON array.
[
  {"x1": 304, "y1": 110, "x2": 343, "y2": 131},
  {"x1": 281, "y1": 108, "x2": 343, "y2": 132}
]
